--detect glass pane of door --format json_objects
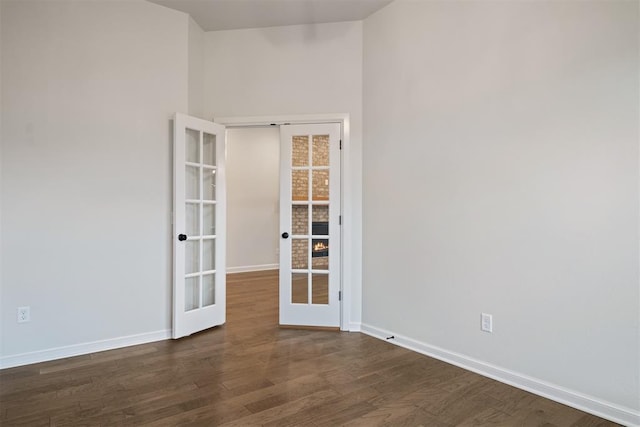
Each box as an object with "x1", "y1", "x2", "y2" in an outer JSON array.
[
  {"x1": 203, "y1": 239, "x2": 215, "y2": 271},
  {"x1": 203, "y1": 204, "x2": 216, "y2": 236},
  {"x1": 185, "y1": 241, "x2": 199, "y2": 274},
  {"x1": 203, "y1": 133, "x2": 216, "y2": 166},
  {"x1": 312, "y1": 135, "x2": 329, "y2": 166},
  {"x1": 312, "y1": 273, "x2": 329, "y2": 304},
  {"x1": 203, "y1": 169, "x2": 216, "y2": 201},
  {"x1": 292, "y1": 136, "x2": 309, "y2": 166},
  {"x1": 186, "y1": 128, "x2": 200, "y2": 163},
  {"x1": 202, "y1": 274, "x2": 215, "y2": 306},
  {"x1": 292, "y1": 273, "x2": 308, "y2": 304},
  {"x1": 185, "y1": 277, "x2": 199, "y2": 311},
  {"x1": 312, "y1": 170, "x2": 329, "y2": 201},
  {"x1": 292, "y1": 239, "x2": 308, "y2": 270},
  {"x1": 292, "y1": 170, "x2": 309, "y2": 201},
  {"x1": 292, "y1": 205, "x2": 308, "y2": 235},
  {"x1": 186, "y1": 203, "x2": 199, "y2": 236},
  {"x1": 312, "y1": 239, "x2": 329, "y2": 270},
  {"x1": 186, "y1": 166, "x2": 199, "y2": 200}
]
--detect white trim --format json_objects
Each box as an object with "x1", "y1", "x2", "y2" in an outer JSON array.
[
  {"x1": 360, "y1": 323, "x2": 640, "y2": 427},
  {"x1": 215, "y1": 114, "x2": 354, "y2": 332},
  {"x1": 217, "y1": 113, "x2": 345, "y2": 126},
  {"x1": 339, "y1": 115, "x2": 353, "y2": 332},
  {"x1": 348, "y1": 322, "x2": 361, "y2": 332},
  {"x1": 227, "y1": 264, "x2": 279, "y2": 274},
  {"x1": 0, "y1": 330, "x2": 171, "y2": 370}
]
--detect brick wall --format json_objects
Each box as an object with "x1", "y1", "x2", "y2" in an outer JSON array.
[
  {"x1": 290, "y1": 134, "x2": 331, "y2": 271},
  {"x1": 292, "y1": 135, "x2": 330, "y2": 201}
]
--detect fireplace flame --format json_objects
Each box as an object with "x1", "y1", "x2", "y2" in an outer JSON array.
[{"x1": 313, "y1": 241, "x2": 328, "y2": 252}]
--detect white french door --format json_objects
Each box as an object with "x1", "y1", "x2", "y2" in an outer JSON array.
[
  {"x1": 279, "y1": 123, "x2": 341, "y2": 327},
  {"x1": 173, "y1": 113, "x2": 226, "y2": 339}
]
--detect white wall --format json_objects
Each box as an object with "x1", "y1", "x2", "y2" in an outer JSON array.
[
  {"x1": 0, "y1": 0, "x2": 190, "y2": 363},
  {"x1": 363, "y1": 0, "x2": 639, "y2": 420},
  {"x1": 203, "y1": 21, "x2": 363, "y2": 327},
  {"x1": 188, "y1": 16, "x2": 204, "y2": 118},
  {"x1": 226, "y1": 127, "x2": 280, "y2": 272}
]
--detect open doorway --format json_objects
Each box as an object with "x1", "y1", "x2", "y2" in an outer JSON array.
[
  {"x1": 217, "y1": 114, "x2": 349, "y2": 333},
  {"x1": 226, "y1": 127, "x2": 281, "y2": 274},
  {"x1": 225, "y1": 127, "x2": 281, "y2": 327}
]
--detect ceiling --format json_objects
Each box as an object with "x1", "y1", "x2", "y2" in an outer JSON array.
[{"x1": 147, "y1": 0, "x2": 394, "y2": 32}]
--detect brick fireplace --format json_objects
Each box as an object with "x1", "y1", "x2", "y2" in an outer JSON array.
[{"x1": 292, "y1": 205, "x2": 329, "y2": 270}]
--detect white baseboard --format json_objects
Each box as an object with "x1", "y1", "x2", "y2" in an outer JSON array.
[
  {"x1": 227, "y1": 264, "x2": 279, "y2": 274},
  {"x1": 347, "y1": 322, "x2": 361, "y2": 332},
  {"x1": 0, "y1": 329, "x2": 171, "y2": 370},
  {"x1": 360, "y1": 323, "x2": 640, "y2": 427}
]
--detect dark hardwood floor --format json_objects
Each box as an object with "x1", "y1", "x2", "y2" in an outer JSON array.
[{"x1": 0, "y1": 270, "x2": 619, "y2": 426}]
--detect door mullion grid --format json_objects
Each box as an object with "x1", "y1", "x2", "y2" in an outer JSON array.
[{"x1": 198, "y1": 130, "x2": 204, "y2": 309}]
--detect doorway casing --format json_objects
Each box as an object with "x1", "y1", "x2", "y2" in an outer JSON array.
[{"x1": 216, "y1": 113, "x2": 356, "y2": 332}]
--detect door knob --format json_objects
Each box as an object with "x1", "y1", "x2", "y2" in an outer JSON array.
[
  {"x1": 281, "y1": 232, "x2": 289, "y2": 239},
  {"x1": 178, "y1": 234, "x2": 187, "y2": 241}
]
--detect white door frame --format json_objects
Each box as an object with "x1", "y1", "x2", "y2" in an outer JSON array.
[{"x1": 216, "y1": 113, "x2": 353, "y2": 332}]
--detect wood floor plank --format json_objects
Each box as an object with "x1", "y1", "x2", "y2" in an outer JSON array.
[
  {"x1": 366, "y1": 406, "x2": 455, "y2": 427},
  {"x1": 0, "y1": 270, "x2": 621, "y2": 426}
]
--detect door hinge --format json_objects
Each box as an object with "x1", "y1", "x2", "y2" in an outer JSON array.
[
  {"x1": 339, "y1": 215, "x2": 342, "y2": 225},
  {"x1": 339, "y1": 139, "x2": 342, "y2": 150},
  {"x1": 339, "y1": 291, "x2": 342, "y2": 301}
]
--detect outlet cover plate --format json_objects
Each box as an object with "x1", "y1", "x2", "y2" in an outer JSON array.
[
  {"x1": 17, "y1": 306, "x2": 30, "y2": 323},
  {"x1": 481, "y1": 313, "x2": 492, "y2": 333}
]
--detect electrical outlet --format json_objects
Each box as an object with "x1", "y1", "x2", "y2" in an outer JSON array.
[
  {"x1": 481, "y1": 313, "x2": 492, "y2": 333},
  {"x1": 17, "y1": 306, "x2": 30, "y2": 323}
]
